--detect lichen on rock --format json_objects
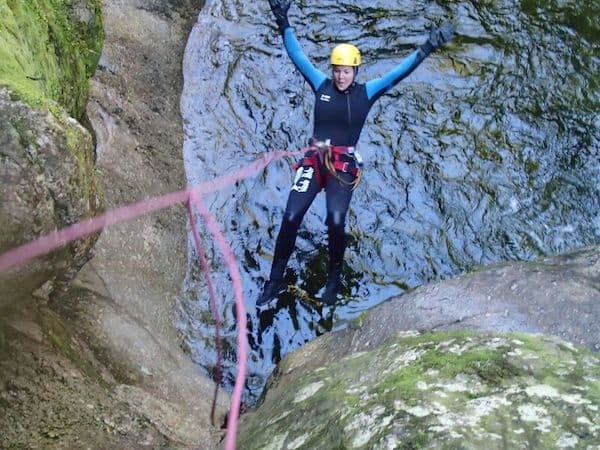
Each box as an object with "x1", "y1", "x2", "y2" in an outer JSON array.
[
  {"x1": 0, "y1": 87, "x2": 102, "y2": 305},
  {"x1": 238, "y1": 331, "x2": 600, "y2": 449}
]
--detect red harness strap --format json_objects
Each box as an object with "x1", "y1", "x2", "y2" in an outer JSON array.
[
  {"x1": 293, "y1": 146, "x2": 324, "y2": 188},
  {"x1": 292, "y1": 142, "x2": 361, "y2": 190},
  {"x1": 329, "y1": 146, "x2": 360, "y2": 176}
]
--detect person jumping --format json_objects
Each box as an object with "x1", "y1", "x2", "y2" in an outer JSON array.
[{"x1": 258, "y1": 0, "x2": 454, "y2": 306}]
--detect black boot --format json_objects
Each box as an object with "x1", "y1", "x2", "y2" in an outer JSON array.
[
  {"x1": 257, "y1": 279, "x2": 286, "y2": 306},
  {"x1": 321, "y1": 269, "x2": 341, "y2": 305}
]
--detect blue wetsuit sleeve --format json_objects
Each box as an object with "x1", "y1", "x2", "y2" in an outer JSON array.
[
  {"x1": 365, "y1": 49, "x2": 426, "y2": 102},
  {"x1": 282, "y1": 27, "x2": 327, "y2": 92}
]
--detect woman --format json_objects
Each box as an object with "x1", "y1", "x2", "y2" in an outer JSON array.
[{"x1": 258, "y1": 0, "x2": 454, "y2": 306}]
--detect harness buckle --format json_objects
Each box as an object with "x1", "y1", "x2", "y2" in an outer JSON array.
[{"x1": 312, "y1": 139, "x2": 331, "y2": 151}]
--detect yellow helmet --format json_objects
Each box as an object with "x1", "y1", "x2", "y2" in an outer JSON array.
[{"x1": 330, "y1": 43, "x2": 361, "y2": 66}]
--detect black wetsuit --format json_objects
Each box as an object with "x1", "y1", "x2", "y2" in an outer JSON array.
[{"x1": 269, "y1": 26, "x2": 429, "y2": 282}]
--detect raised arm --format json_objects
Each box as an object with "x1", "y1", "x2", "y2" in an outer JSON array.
[
  {"x1": 366, "y1": 22, "x2": 455, "y2": 101},
  {"x1": 268, "y1": 0, "x2": 326, "y2": 92}
]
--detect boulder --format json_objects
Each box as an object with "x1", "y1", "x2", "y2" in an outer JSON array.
[
  {"x1": 238, "y1": 331, "x2": 600, "y2": 449},
  {"x1": 1, "y1": 0, "x2": 229, "y2": 448},
  {"x1": 0, "y1": 0, "x2": 103, "y2": 305}
]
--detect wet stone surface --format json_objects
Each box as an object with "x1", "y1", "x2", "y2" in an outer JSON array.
[
  {"x1": 178, "y1": 0, "x2": 600, "y2": 404},
  {"x1": 237, "y1": 331, "x2": 600, "y2": 449}
]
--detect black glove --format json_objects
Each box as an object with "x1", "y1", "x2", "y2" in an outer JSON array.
[
  {"x1": 420, "y1": 21, "x2": 455, "y2": 56},
  {"x1": 268, "y1": 0, "x2": 291, "y2": 32}
]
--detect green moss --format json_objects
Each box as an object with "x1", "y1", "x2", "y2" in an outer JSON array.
[
  {"x1": 372, "y1": 331, "x2": 523, "y2": 404},
  {"x1": 399, "y1": 430, "x2": 428, "y2": 449},
  {"x1": 511, "y1": 332, "x2": 600, "y2": 401},
  {"x1": 349, "y1": 310, "x2": 370, "y2": 329},
  {"x1": 39, "y1": 307, "x2": 108, "y2": 388},
  {"x1": 516, "y1": 332, "x2": 567, "y2": 362},
  {"x1": 377, "y1": 364, "x2": 424, "y2": 401},
  {"x1": 475, "y1": 141, "x2": 503, "y2": 163},
  {"x1": 0, "y1": 0, "x2": 103, "y2": 119},
  {"x1": 520, "y1": 0, "x2": 600, "y2": 44},
  {"x1": 524, "y1": 159, "x2": 540, "y2": 175},
  {"x1": 6, "y1": 93, "x2": 102, "y2": 216},
  {"x1": 391, "y1": 279, "x2": 412, "y2": 292},
  {"x1": 60, "y1": 114, "x2": 100, "y2": 206},
  {"x1": 539, "y1": 177, "x2": 560, "y2": 210},
  {"x1": 240, "y1": 331, "x2": 600, "y2": 449},
  {"x1": 589, "y1": 378, "x2": 600, "y2": 407},
  {"x1": 9, "y1": 113, "x2": 39, "y2": 152}
]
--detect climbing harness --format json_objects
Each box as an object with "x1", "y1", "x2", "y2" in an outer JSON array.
[
  {"x1": 293, "y1": 139, "x2": 363, "y2": 190},
  {"x1": 293, "y1": 145, "x2": 324, "y2": 190},
  {"x1": 324, "y1": 143, "x2": 362, "y2": 190}
]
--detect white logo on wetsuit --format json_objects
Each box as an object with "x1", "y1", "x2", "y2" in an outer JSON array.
[
  {"x1": 319, "y1": 94, "x2": 331, "y2": 102},
  {"x1": 291, "y1": 166, "x2": 314, "y2": 193}
]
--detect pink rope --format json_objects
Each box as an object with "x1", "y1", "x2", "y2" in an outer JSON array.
[
  {"x1": 186, "y1": 199, "x2": 222, "y2": 425},
  {"x1": 0, "y1": 149, "x2": 306, "y2": 450},
  {"x1": 0, "y1": 150, "x2": 300, "y2": 273},
  {"x1": 188, "y1": 192, "x2": 247, "y2": 450}
]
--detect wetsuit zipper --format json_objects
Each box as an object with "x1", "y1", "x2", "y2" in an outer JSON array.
[{"x1": 346, "y1": 92, "x2": 351, "y2": 127}]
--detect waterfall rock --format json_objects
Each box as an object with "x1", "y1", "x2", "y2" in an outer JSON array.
[
  {"x1": 1, "y1": 0, "x2": 229, "y2": 448},
  {"x1": 0, "y1": 88, "x2": 101, "y2": 305},
  {"x1": 239, "y1": 330, "x2": 600, "y2": 449}
]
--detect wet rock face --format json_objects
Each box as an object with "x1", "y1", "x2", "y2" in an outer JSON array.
[
  {"x1": 1, "y1": 0, "x2": 228, "y2": 448},
  {"x1": 0, "y1": 89, "x2": 101, "y2": 305},
  {"x1": 0, "y1": 0, "x2": 103, "y2": 304},
  {"x1": 179, "y1": 0, "x2": 600, "y2": 404},
  {"x1": 0, "y1": 0, "x2": 103, "y2": 119},
  {"x1": 238, "y1": 331, "x2": 600, "y2": 449}
]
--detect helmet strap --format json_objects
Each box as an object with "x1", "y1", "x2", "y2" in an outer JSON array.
[{"x1": 351, "y1": 66, "x2": 358, "y2": 86}]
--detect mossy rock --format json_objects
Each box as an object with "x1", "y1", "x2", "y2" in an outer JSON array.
[
  {"x1": 238, "y1": 331, "x2": 600, "y2": 449},
  {"x1": 0, "y1": 0, "x2": 104, "y2": 303},
  {"x1": 0, "y1": 88, "x2": 103, "y2": 305},
  {"x1": 0, "y1": 0, "x2": 103, "y2": 118}
]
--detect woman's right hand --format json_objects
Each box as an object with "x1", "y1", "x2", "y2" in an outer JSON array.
[{"x1": 268, "y1": 0, "x2": 291, "y2": 31}]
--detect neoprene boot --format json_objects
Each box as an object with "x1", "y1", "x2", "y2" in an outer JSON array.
[
  {"x1": 321, "y1": 268, "x2": 341, "y2": 305},
  {"x1": 257, "y1": 279, "x2": 286, "y2": 306}
]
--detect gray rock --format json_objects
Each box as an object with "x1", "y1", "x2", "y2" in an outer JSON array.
[
  {"x1": 288, "y1": 246, "x2": 600, "y2": 378},
  {"x1": 1, "y1": 0, "x2": 227, "y2": 448},
  {"x1": 239, "y1": 247, "x2": 600, "y2": 448},
  {"x1": 64, "y1": 0, "x2": 231, "y2": 445},
  {"x1": 0, "y1": 88, "x2": 101, "y2": 305},
  {"x1": 239, "y1": 331, "x2": 600, "y2": 449}
]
